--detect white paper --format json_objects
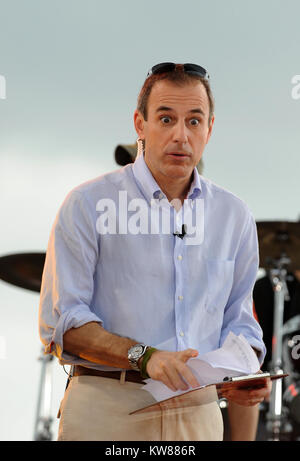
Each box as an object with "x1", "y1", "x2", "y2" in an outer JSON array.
[{"x1": 142, "y1": 331, "x2": 260, "y2": 402}]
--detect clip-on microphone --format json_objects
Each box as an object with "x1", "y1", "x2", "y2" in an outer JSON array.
[{"x1": 173, "y1": 224, "x2": 187, "y2": 239}]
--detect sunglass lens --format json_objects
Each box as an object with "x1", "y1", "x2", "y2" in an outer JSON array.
[
  {"x1": 151, "y1": 62, "x2": 176, "y2": 75},
  {"x1": 184, "y1": 63, "x2": 209, "y2": 78}
]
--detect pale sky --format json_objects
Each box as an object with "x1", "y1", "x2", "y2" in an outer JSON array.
[{"x1": 0, "y1": 0, "x2": 299, "y2": 440}]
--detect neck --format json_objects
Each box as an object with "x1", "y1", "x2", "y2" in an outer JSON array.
[
  {"x1": 163, "y1": 178, "x2": 191, "y2": 203},
  {"x1": 144, "y1": 158, "x2": 194, "y2": 207},
  {"x1": 154, "y1": 173, "x2": 193, "y2": 211}
]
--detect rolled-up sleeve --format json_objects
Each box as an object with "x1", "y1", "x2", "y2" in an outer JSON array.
[
  {"x1": 220, "y1": 211, "x2": 266, "y2": 365},
  {"x1": 38, "y1": 190, "x2": 103, "y2": 362}
]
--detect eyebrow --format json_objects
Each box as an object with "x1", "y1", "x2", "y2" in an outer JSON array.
[{"x1": 155, "y1": 106, "x2": 205, "y2": 116}]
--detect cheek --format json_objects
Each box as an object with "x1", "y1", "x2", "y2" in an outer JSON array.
[
  {"x1": 148, "y1": 128, "x2": 169, "y2": 148},
  {"x1": 146, "y1": 124, "x2": 162, "y2": 140},
  {"x1": 194, "y1": 130, "x2": 209, "y2": 147}
]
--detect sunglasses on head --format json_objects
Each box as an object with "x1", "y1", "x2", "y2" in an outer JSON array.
[{"x1": 146, "y1": 62, "x2": 210, "y2": 80}]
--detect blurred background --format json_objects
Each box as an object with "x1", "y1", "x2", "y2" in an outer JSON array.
[{"x1": 0, "y1": 0, "x2": 299, "y2": 440}]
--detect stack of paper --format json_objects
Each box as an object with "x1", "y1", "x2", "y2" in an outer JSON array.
[{"x1": 142, "y1": 332, "x2": 260, "y2": 402}]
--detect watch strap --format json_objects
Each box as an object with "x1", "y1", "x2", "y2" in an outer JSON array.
[{"x1": 140, "y1": 347, "x2": 158, "y2": 379}]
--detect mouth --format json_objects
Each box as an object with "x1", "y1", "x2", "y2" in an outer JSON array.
[{"x1": 166, "y1": 152, "x2": 190, "y2": 158}]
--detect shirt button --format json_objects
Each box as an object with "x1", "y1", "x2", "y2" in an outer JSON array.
[
  {"x1": 177, "y1": 255, "x2": 183, "y2": 260},
  {"x1": 178, "y1": 295, "x2": 183, "y2": 301},
  {"x1": 179, "y1": 331, "x2": 184, "y2": 337}
]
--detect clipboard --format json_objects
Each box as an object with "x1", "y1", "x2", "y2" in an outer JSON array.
[{"x1": 129, "y1": 371, "x2": 288, "y2": 415}]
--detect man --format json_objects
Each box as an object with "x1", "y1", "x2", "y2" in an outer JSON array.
[
  {"x1": 114, "y1": 144, "x2": 263, "y2": 442},
  {"x1": 39, "y1": 63, "x2": 270, "y2": 441}
]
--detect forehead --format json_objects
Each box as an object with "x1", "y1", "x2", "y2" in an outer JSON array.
[{"x1": 147, "y1": 79, "x2": 209, "y2": 115}]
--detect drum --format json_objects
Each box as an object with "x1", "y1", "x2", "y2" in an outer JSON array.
[{"x1": 282, "y1": 315, "x2": 300, "y2": 423}]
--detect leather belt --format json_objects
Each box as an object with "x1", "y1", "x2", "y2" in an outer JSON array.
[{"x1": 73, "y1": 365, "x2": 145, "y2": 384}]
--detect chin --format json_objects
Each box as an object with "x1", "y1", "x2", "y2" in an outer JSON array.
[{"x1": 163, "y1": 165, "x2": 191, "y2": 178}]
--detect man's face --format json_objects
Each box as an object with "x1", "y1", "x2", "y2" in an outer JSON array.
[{"x1": 134, "y1": 79, "x2": 214, "y2": 184}]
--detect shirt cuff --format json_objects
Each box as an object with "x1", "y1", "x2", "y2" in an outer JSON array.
[
  {"x1": 44, "y1": 306, "x2": 103, "y2": 361},
  {"x1": 245, "y1": 337, "x2": 266, "y2": 367}
]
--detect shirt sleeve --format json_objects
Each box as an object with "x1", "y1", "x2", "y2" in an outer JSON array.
[
  {"x1": 38, "y1": 189, "x2": 103, "y2": 362},
  {"x1": 220, "y1": 210, "x2": 267, "y2": 365}
]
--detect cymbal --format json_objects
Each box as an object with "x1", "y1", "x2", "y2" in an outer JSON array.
[
  {"x1": 114, "y1": 144, "x2": 136, "y2": 166},
  {"x1": 0, "y1": 252, "x2": 45, "y2": 293},
  {"x1": 256, "y1": 221, "x2": 300, "y2": 271}
]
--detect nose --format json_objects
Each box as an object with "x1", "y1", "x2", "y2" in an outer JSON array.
[{"x1": 172, "y1": 120, "x2": 189, "y2": 144}]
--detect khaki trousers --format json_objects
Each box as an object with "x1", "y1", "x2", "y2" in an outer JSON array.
[{"x1": 57, "y1": 375, "x2": 224, "y2": 441}]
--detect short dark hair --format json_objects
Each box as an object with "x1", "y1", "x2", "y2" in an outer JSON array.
[{"x1": 137, "y1": 64, "x2": 214, "y2": 126}]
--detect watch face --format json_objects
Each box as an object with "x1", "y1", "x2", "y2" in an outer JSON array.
[{"x1": 131, "y1": 345, "x2": 144, "y2": 359}]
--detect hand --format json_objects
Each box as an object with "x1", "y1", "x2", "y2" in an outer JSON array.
[
  {"x1": 222, "y1": 377, "x2": 272, "y2": 407},
  {"x1": 146, "y1": 349, "x2": 200, "y2": 392}
]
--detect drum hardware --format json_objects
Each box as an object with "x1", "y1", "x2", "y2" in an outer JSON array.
[
  {"x1": 0, "y1": 252, "x2": 54, "y2": 441},
  {"x1": 283, "y1": 380, "x2": 300, "y2": 425},
  {"x1": 256, "y1": 221, "x2": 300, "y2": 274},
  {"x1": 256, "y1": 220, "x2": 300, "y2": 440},
  {"x1": 267, "y1": 260, "x2": 290, "y2": 440},
  {"x1": 33, "y1": 351, "x2": 54, "y2": 441},
  {"x1": 282, "y1": 315, "x2": 300, "y2": 425}
]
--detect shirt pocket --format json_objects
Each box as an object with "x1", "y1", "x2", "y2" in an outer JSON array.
[{"x1": 204, "y1": 258, "x2": 235, "y2": 315}]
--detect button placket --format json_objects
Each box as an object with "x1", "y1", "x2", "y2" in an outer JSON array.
[{"x1": 174, "y1": 233, "x2": 186, "y2": 349}]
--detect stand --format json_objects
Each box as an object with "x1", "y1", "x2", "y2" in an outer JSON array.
[
  {"x1": 266, "y1": 257, "x2": 290, "y2": 440},
  {"x1": 33, "y1": 348, "x2": 54, "y2": 441}
]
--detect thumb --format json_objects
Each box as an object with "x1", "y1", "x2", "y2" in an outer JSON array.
[{"x1": 181, "y1": 348, "x2": 198, "y2": 362}]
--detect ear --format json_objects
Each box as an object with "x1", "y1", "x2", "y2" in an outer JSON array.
[
  {"x1": 134, "y1": 109, "x2": 146, "y2": 140},
  {"x1": 206, "y1": 115, "x2": 215, "y2": 144}
]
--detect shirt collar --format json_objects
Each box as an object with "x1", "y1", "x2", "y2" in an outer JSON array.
[{"x1": 132, "y1": 153, "x2": 202, "y2": 203}]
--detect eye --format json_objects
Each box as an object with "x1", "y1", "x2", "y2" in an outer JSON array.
[
  {"x1": 189, "y1": 118, "x2": 200, "y2": 126},
  {"x1": 160, "y1": 116, "x2": 172, "y2": 124}
]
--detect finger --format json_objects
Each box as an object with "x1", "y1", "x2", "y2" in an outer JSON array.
[
  {"x1": 245, "y1": 398, "x2": 264, "y2": 407},
  {"x1": 248, "y1": 387, "x2": 271, "y2": 399},
  {"x1": 223, "y1": 384, "x2": 270, "y2": 400},
  {"x1": 164, "y1": 365, "x2": 190, "y2": 391},
  {"x1": 153, "y1": 357, "x2": 190, "y2": 391},
  {"x1": 161, "y1": 357, "x2": 199, "y2": 391},
  {"x1": 180, "y1": 349, "x2": 199, "y2": 362},
  {"x1": 222, "y1": 390, "x2": 265, "y2": 405},
  {"x1": 176, "y1": 363, "x2": 200, "y2": 388},
  {"x1": 223, "y1": 394, "x2": 264, "y2": 406},
  {"x1": 158, "y1": 372, "x2": 178, "y2": 392},
  {"x1": 235, "y1": 400, "x2": 263, "y2": 407}
]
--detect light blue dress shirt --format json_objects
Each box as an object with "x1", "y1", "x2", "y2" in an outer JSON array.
[{"x1": 39, "y1": 153, "x2": 266, "y2": 370}]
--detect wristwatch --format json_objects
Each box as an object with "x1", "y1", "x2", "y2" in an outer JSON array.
[{"x1": 128, "y1": 343, "x2": 149, "y2": 371}]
